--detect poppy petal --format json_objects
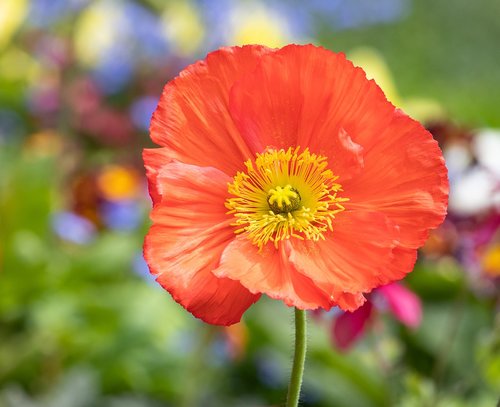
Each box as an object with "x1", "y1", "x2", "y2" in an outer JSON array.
[
  {"x1": 150, "y1": 45, "x2": 273, "y2": 176},
  {"x1": 228, "y1": 44, "x2": 390, "y2": 175},
  {"x1": 214, "y1": 237, "x2": 334, "y2": 310},
  {"x1": 289, "y1": 211, "x2": 409, "y2": 299},
  {"x1": 144, "y1": 162, "x2": 260, "y2": 325},
  {"x1": 344, "y1": 113, "x2": 449, "y2": 248},
  {"x1": 143, "y1": 147, "x2": 173, "y2": 206},
  {"x1": 330, "y1": 292, "x2": 367, "y2": 312}
]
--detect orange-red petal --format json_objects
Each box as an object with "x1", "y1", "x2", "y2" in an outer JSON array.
[
  {"x1": 150, "y1": 45, "x2": 273, "y2": 176},
  {"x1": 343, "y1": 112, "x2": 449, "y2": 249},
  {"x1": 144, "y1": 162, "x2": 260, "y2": 325},
  {"x1": 288, "y1": 211, "x2": 412, "y2": 305},
  {"x1": 228, "y1": 44, "x2": 392, "y2": 171},
  {"x1": 143, "y1": 147, "x2": 173, "y2": 206},
  {"x1": 214, "y1": 237, "x2": 335, "y2": 310}
]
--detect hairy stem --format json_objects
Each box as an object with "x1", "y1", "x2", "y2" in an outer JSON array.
[{"x1": 286, "y1": 308, "x2": 307, "y2": 407}]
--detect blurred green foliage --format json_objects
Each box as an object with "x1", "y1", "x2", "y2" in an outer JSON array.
[{"x1": 321, "y1": 0, "x2": 500, "y2": 127}]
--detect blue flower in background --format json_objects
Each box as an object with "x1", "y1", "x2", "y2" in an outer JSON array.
[
  {"x1": 123, "y1": 2, "x2": 170, "y2": 60},
  {"x1": 255, "y1": 350, "x2": 285, "y2": 389},
  {"x1": 196, "y1": 0, "x2": 411, "y2": 47},
  {"x1": 132, "y1": 253, "x2": 156, "y2": 283},
  {"x1": 52, "y1": 211, "x2": 96, "y2": 244},
  {"x1": 74, "y1": 0, "x2": 171, "y2": 94},
  {"x1": 28, "y1": 0, "x2": 90, "y2": 27},
  {"x1": 92, "y1": 49, "x2": 135, "y2": 95},
  {"x1": 305, "y1": 0, "x2": 411, "y2": 30},
  {"x1": 100, "y1": 200, "x2": 142, "y2": 232},
  {"x1": 0, "y1": 109, "x2": 25, "y2": 144},
  {"x1": 130, "y1": 96, "x2": 159, "y2": 132},
  {"x1": 196, "y1": 0, "x2": 304, "y2": 48}
]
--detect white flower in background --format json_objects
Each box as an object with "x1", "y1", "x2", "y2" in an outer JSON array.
[
  {"x1": 474, "y1": 129, "x2": 500, "y2": 178},
  {"x1": 449, "y1": 129, "x2": 500, "y2": 216},
  {"x1": 449, "y1": 167, "x2": 497, "y2": 216}
]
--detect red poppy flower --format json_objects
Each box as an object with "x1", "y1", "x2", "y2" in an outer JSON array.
[{"x1": 143, "y1": 44, "x2": 448, "y2": 326}]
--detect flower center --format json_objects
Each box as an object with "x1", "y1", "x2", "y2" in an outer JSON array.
[
  {"x1": 267, "y1": 185, "x2": 301, "y2": 214},
  {"x1": 226, "y1": 147, "x2": 348, "y2": 250}
]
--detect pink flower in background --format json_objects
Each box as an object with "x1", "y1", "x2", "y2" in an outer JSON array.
[
  {"x1": 331, "y1": 282, "x2": 422, "y2": 350},
  {"x1": 377, "y1": 283, "x2": 422, "y2": 327}
]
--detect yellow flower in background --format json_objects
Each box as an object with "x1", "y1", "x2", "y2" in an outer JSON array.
[
  {"x1": 0, "y1": 46, "x2": 40, "y2": 83},
  {"x1": 348, "y1": 47, "x2": 399, "y2": 104},
  {"x1": 228, "y1": 3, "x2": 292, "y2": 47},
  {"x1": 74, "y1": 1, "x2": 118, "y2": 67},
  {"x1": 0, "y1": 0, "x2": 27, "y2": 50},
  {"x1": 348, "y1": 47, "x2": 445, "y2": 123},
  {"x1": 482, "y1": 244, "x2": 500, "y2": 277},
  {"x1": 161, "y1": 1, "x2": 205, "y2": 57},
  {"x1": 97, "y1": 165, "x2": 141, "y2": 201}
]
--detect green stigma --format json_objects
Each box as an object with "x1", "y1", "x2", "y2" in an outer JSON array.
[{"x1": 267, "y1": 184, "x2": 301, "y2": 214}]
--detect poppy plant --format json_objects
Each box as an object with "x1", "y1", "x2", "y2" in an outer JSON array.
[{"x1": 144, "y1": 43, "x2": 447, "y2": 324}]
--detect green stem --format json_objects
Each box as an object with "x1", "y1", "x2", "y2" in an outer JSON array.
[
  {"x1": 180, "y1": 326, "x2": 216, "y2": 407},
  {"x1": 286, "y1": 308, "x2": 307, "y2": 407}
]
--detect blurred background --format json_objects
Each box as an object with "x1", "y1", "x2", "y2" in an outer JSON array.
[{"x1": 0, "y1": 0, "x2": 499, "y2": 406}]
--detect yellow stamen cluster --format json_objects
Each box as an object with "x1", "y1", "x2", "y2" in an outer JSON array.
[{"x1": 226, "y1": 147, "x2": 348, "y2": 250}]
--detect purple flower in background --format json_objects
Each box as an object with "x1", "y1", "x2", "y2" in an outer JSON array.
[
  {"x1": 34, "y1": 35, "x2": 71, "y2": 68},
  {"x1": 26, "y1": 80, "x2": 60, "y2": 119},
  {"x1": 52, "y1": 211, "x2": 96, "y2": 244}
]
